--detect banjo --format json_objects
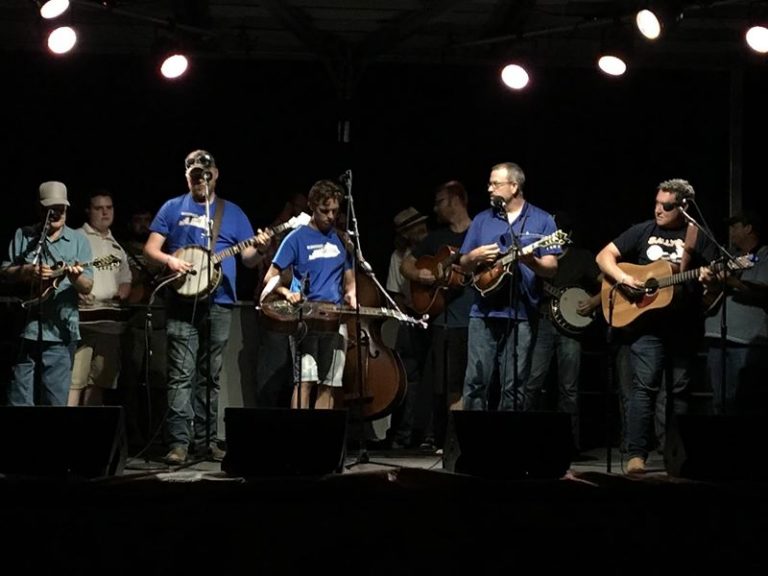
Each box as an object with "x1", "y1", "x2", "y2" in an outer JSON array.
[
  {"x1": 542, "y1": 283, "x2": 596, "y2": 337},
  {"x1": 172, "y1": 212, "x2": 310, "y2": 298}
]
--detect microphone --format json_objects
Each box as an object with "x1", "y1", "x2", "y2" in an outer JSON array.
[
  {"x1": 188, "y1": 166, "x2": 213, "y2": 182},
  {"x1": 490, "y1": 195, "x2": 506, "y2": 213}
]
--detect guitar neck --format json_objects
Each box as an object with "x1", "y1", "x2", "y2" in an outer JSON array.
[
  {"x1": 496, "y1": 241, "x2": 538, "y2": 266},
  {"x1": 212, "y1": 238, "x2": 255, "y2": 264},
  {"x1": 211, "y1": 220, "x2": 298, "y2": 265},
  {"x1": 542, "y1": 282, "x2": 559, "y2": 298},
  {"x1": 661, "y1": 260, "x2": 730, "y2": 289}
]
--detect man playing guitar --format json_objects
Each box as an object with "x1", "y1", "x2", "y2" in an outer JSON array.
[
  {"x1": 596, "y1": 178, "x2": 715, "y2": 474},
  {"x1": 143, "y1": 149, "x2": 269, "y2": 465},
  {"x1": 400, "y1": 181, "x2": 474, "y2": 451}
]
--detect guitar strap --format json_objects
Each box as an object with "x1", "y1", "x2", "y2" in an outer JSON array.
[{"x1": 211, "y1": 198, "x2": 225, "y2": 248}]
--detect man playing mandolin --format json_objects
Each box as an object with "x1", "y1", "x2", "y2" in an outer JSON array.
[
  {"x1": 143, "y1": 150, "x2": 268, "y2": 465},
  {"x1": 260, "y1": 179, "x2": 356, "y2": 411},
  {"x1": 459, "y1": 162, "x2": 561, "y2": 412},
  {"x1": 1, "y1": 181, "x2": 93, "y2": 406}
]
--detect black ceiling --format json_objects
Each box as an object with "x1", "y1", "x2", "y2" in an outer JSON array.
[{"x1": 2, "y1": 0, "x2": 766, "y2": 73}]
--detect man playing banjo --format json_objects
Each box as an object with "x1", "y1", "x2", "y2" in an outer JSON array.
[
  {"x1": 143, "y1": 149, "x2": 269, "y2": 465},
  {"x1": 523, "y1": 210, "x2": 602, "y2": 456}
]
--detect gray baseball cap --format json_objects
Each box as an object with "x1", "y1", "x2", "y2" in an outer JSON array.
[{"x1": 39, "y1": 181, "x2": 70, "y2": 207}]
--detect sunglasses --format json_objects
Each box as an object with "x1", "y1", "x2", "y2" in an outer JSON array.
[{"x1": 184, "y1": 153, "x2": 215, "y2": 169}]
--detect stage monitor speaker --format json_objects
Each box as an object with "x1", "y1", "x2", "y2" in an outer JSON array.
[
  {"x1": 445, "y1": 410, "x2": 573, "y2": 479},
  {"x1": 668, "y1": 414, "x2": 767, "y2": 482},
  {"x1": 222, "y1": 408, "x2": 348, "y2": 477},
  {"x1": 0, "y1": 406, "x2": 127, "y2": 478}
]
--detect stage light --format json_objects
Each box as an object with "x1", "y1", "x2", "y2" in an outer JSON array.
[
  {"x1": 501, "y1": 64, "x2": 530, "y2": 90},
  {"x1": 634, "y1": 3, "x2": 684, "y2": 41},
  {"x1": 598, "y1": 55, "x2": 627, "y2": 76},
  {"x1": 636, "y1": 9, "x2": 661, "y2": 40},
  {"x1": 160, "y1": 53, "x2": 189, "y2": 79},
  {"x1": 746, "y1": 25, "x2": 768, "y2": 54},
  {"x1": 39, "y1": 0, "x2": 69, "y2": 20},
  {"x1": 47, "y1": 25, "x2": 77, "y2": 54}
]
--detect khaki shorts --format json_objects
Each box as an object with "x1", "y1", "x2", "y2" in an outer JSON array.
[{"x1": 70, "y1": 330, "x2": 121, "y2": 390}]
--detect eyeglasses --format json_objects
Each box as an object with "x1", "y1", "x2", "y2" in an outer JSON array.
[
  {"x1": 185, "y1": 152, "x2": 215, "y2": 169},
  {"x1": 488, "y1": 181, "x2": 512, "y2": 190}
]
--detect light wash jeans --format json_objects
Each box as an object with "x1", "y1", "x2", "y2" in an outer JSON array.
[
  {"x1": 9, "y1": 339, "x2": 77, "y2": 406},
  {"x1": 165, "y1": 303, "x2": 232, "y2": 449}
]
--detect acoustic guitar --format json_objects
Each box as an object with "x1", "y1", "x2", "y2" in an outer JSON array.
[
  {"x1": 21, "y1": 254, "x2": 121, "y2": 309},
  {"x1": 471, "y1": 230, "x2": 570, "y2": 297},
  {"x1": 172, "y1": 212, "x2": 310, "y2": 299},
  {"x1": 409, "y1": 245, "x2": 469, "y2": 317},
  {"x1": 600, "y1": 255, "x2": 753, "y2": 328}
]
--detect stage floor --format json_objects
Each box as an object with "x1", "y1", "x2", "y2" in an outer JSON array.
[{"x1": 2, "y1": 444, "x2": 766, "y2": 574}]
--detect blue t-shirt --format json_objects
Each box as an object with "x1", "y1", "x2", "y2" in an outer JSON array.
[
  {"x1": 150, "y1": 193, "x2": 255, "y2": 305},
  {"x1": 272, "y1": 225, "x2": 351, "y2": 305},
  {"x1": 3, "y1": 224, "x2": 93, "y2": 343},
  {"x1": 460, "y1": 203, "x2": 559, "y2": 320}
]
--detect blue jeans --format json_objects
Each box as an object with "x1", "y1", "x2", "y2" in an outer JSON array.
[
  {"x1": 463, "y1": 317, "x2": 532, "y2": 411},
  {"x1": 8, "y1": 339, "x2": 77, "y2": 406},
  {"x1": 525, "y1": 317, "x2": 580, "y2": 443},
  {"x1": 165, "y1": 303, "x2": 232, "y2": 449},
  {"x1": 707, "y1": 341, "x2": 768, "y2": 416},
  {"x1": 625, "y1": 334, "x2": 691, "y2": 460}
]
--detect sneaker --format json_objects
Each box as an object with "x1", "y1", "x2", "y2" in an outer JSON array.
[
  {"x1": 419, "y1": 437, "x2": 437, "y2": 452},
  {"x1": 210, "y1": 444, "x2": 226, "y2": 462},
  {"x1": 164, "y1": 446, "x2": 187, "y2": 465},
  {"x1": 627, "y1": 456, "x2": 646, "y2": 474}
]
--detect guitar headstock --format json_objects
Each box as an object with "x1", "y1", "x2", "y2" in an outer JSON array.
[
  {"x1": 537, "y1": 229, "x2": 570, "y2": 249},
  {"x1": 287, "y1": 212, "x2": 311, "y2": 229},
  {"x1": 728, "y1": 255, "x2": 755, "y2": 271},
  {"x1": 93, "y1": 254, "x2": 121, "y2": 270}
]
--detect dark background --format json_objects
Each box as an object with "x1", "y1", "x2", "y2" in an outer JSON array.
[{"x1": 3, "y1": 53, "x2": 767, "y2": 296}]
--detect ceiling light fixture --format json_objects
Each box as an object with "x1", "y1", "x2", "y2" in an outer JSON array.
[
  {"x1": 501, "y1": 64, "x2": 530, "y2": 90},
  {"x1": 39, "y1": 0, "x2": 70, "y2": 20}
]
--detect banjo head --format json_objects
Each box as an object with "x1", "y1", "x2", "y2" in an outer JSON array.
[{"x1": 552, "y1": 286, "x2": 594, "y2": 330}]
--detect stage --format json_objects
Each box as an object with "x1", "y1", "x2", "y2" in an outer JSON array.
[{"x1": 1, "y1": 446, "x2": 766, "y2": 574}]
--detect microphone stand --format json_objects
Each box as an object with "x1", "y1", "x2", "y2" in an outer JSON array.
[
  {"x1": 202, "y1": 175, "x2": 216, "y2": 459},
  {"x1": 498, "y1": 201, "x2": 523, "y2": 413},
  {"x1": 126, "y1": 275, "x2": 178, "y2": 470},
  {"x1": 679, "y1": 203, "x2": 737, "y2": 416},
  {"x1": 342, "y1": 170, "x2": 400, "y2": 470},
  {"x1": 31, "y1": 210, "x2": 53, "y2": 405}
]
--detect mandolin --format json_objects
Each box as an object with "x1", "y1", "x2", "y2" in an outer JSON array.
[
  {"x1": 471, "y1": 230, "x2": 569, "y2": 297},
  {"x1": 21, "y1": 254, "x2": 121, "y2": 309}
]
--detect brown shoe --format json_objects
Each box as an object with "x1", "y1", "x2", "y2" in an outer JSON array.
[
  {"x1": 165, "y1": 446, "x2": 188, "y2": 465},
  {"x1": 627, "y1": 456, "x2": 646, "y2": 474}
]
